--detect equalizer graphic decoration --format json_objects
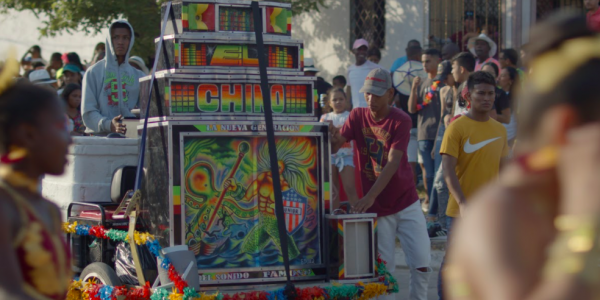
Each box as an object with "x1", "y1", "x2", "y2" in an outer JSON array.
[
  {"x1": 220, "y1": 6, "x2": 254, "y2": 32},
  {"x1": 181, "y1": 43, "x2": 299, "y2": 69}
]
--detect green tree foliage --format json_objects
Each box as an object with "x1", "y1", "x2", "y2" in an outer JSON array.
[{"x1": 0, "y1": 0, "x2": 326, "y2": 62}]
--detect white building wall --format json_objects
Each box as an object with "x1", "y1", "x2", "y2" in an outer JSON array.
[
  {"x1": 292, "y1": 0, "x2": 426, "y2": 82},
  {"x1": 0, "y1": 9, "x2": 108, "y2": 65},
  {"x1": 384, "y1": 0, "x2": 427, "y2": 68}
]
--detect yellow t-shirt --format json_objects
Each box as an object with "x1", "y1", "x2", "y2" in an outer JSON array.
[{"x1": 440, "y1": 116, "x2": 509, "y2": 218}]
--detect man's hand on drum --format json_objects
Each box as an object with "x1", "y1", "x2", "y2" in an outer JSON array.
[
  {"x1": 351, "y1": 195, "x2": 375, "y2": 214},
  {"x1": 111, "y1": 115, "x2": 127, "y2": 134}
]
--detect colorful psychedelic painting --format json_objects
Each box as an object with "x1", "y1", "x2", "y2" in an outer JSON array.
[{"x1": 183, "y1": 136, "x2": 321, "y2": 270}]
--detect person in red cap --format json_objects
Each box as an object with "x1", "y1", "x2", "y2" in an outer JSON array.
[
  {"x1": 346, "y1": 38, "x2": 383, "y2": 110},
  {"x1": 331, "y1": 68, "x2": 431, "y2": 300}
]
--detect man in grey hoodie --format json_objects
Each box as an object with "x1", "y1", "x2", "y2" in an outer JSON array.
[{"x1": 82, "y1": 20, "x2": 146, "y2": 135}]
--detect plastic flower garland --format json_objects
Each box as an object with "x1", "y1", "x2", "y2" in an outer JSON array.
[
  {"x1": 416, "y1": 80, "x2": 440, "y2": 111},
  {"x1": 63, "y1": 222, "x2": 398, "y2": 300},
  {"x1": 63, "y1": 222, "x2": 188, "y2": 294}
]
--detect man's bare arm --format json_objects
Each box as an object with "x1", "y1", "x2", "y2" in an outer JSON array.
[
  {"x1": 407, "y1": 77, "x2": 421, "y2": 114},
  {"x1": 353, "y1": 148, "x2": 403, "y2": 213},
  {"x1": 442, "y1": 154, "x2": 466, "y2": 206},
  {"x1": 345, "y1": 86, "x2": 352, "y2": 109},
  {"x1": 329, "y1": 123, "x2": 348, "y2": 154}
]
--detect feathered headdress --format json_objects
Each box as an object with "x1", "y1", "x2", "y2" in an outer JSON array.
[{"x1": 0, "y1": 48, "x2": 19, "y2": 96}]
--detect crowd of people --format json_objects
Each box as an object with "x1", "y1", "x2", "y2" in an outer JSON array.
[
  {"x1": 317, "y1": 5, "x2": 600, "y2": 300},
  {"x1": 1, "y1": 3, "x2": 600, "y2": 300},
  {"x1": 308, "y1": 25, "x2": 520, "y2": 297},
  {"x1": 12, "y1": 20, "x2": 149, "y2": 137}
]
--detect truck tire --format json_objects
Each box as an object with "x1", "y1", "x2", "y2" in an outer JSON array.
[{"x1": 81, "y1": 262, "x2": 122, "y2": 286}]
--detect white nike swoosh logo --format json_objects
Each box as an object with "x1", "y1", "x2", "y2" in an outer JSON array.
[{"x1": 464, "y1": 137, "x2": 501, "y2": 153}]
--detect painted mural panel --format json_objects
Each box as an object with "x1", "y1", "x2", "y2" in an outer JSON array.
[{"x1": 183, "y1": 136, "x2": 321, "y2": 270}]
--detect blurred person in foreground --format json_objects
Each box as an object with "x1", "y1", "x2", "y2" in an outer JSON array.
[
  {"x1": 585, "y1": 0, "x2": 600, "y2": 32},
  {"x1": 0, "y1": 59, "x2": 72, "y2": 300},
  {"x1": 444, "y1": 13, "x2": 600, "y2": 300}
]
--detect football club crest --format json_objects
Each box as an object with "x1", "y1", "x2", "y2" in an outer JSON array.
[{"x1": 282, "y1": 188, "x2": 307, "y2": 234}]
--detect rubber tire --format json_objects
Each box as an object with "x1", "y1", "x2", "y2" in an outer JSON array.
[{"x1": 81, "y1": 262, "x2": 122, "y2": 286}]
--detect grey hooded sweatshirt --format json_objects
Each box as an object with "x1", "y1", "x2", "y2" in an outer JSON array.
[{"x1": 82, "y1": 20, "x2": 145, "y2": 135}]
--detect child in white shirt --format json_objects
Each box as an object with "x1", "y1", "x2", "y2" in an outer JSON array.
[{"x1": 320, "y1": 88, "x2": 359, "y2": 210}]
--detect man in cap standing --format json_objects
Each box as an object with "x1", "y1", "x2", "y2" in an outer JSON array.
[
  {"x1": 469, "y1": 33, "x2": 501, "y2": 71},
  {"x1": 346, "y1": 39, "x2": 383, "y2": 109},
  {"x1": 331, "y1": 68, "x2": 431, "y2": 300}
]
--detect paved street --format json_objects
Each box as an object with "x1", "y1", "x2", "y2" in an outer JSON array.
[
  {"x1": 391, "y1": 238, "x2": 445, "y2": 300},
  {"x1": 393, "y1": 267, "x2": 439, "y2": 300}
]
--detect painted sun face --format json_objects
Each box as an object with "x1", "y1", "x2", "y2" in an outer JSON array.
[{"x1": 186, "y1": 163, "x2": 217, "y2": 201}]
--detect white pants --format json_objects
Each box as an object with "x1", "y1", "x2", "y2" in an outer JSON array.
[{"x1": 377, "y1": 200, "x2": 431, "y2": 300}]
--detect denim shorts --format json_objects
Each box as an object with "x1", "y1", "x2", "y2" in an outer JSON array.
[{"x1": 331, "y1": 153, "x2": 354, "y2": 171}]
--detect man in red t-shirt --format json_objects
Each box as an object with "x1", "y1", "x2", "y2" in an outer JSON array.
[
  {"x1": 331, "y1": 68, "x2": 431, "y2": 300},
  {"x1": 585, "y1": 0, "x2": 600, "y2": 32}
]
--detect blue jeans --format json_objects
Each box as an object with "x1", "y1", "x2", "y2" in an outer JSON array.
[
  {"x1": 433, "y1": 122, "x2": 445, "y2": 173},
  {"x1": 428, "y1": 123, "x2": 446, "y2": 218},
  {"x1": 428, "y1": 164, "x2": 449, "y2": 227},
  {"x1": 437, "y1": 216, "x2": 455, "y2": 300},
  {"x1": 418, "y1": 140, "x2": 435, "y2": 200}
]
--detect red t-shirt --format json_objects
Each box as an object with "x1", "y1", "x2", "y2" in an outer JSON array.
[
  {"x1": 340, "y1": 107, "x2": 419, "y2": 217},
  {"x1": 588, "y1": 8, "x2": 600, "y2": 32}
]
